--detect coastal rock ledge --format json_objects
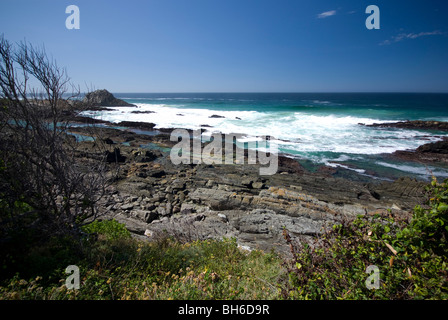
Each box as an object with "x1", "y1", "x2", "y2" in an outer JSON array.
[
  {"x1": 83, "y1": 89, "x2": 135, "y2": 107},
  {"x1": 365, "y1": 120, "x2": 448, "y2": 131}
]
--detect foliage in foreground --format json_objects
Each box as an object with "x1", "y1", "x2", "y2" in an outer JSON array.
[
  {"x1": 0, "y1": 220, "x2": 284, "y2": 300},
  {"x1": 1, "y1": 178, "x2": 448, "y2": 300},
  {"x1": 284, "y1": 177, "x2": 448, "y2": 299},
  {"x1": 1, "y1": 35, "x2": 111, "y2": 246}
]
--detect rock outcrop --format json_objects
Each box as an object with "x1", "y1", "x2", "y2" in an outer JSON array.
[
  {"x1": 365, "y1": 120, "x2": 448, "y2": 131},
  {"x1": 416, "y1": 138, "x2": 448, "y2": 154},
  {"x1": 392, "y1": 137, "x2": 448, "y2": 164},
  {"x1": 83, "y1": 89, "x2": 135, "y2": 107}
]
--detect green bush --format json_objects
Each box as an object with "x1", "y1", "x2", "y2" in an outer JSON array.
[
  {"x1": 284, "y1": 177, "x2": 448, "y2": 300},
  {"x1": 81, "y1": 219, "x2": 131, "y2": 241}
]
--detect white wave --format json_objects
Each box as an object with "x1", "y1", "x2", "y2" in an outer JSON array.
[
  {"x1": 236, "y1": 136, "x2": 264, "y2": 142},
  {"x1": 79, "y1": 103, "x2": 448, "y2": 161},
  {"x1": 376, "y1": 162, "x2": 448, "y2": 177},
  {"x1": 326, "y1": 162, "x2": 366, "y2": 174}
]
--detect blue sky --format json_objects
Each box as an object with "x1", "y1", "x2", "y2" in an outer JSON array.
[{"x1": 0, "y1": 0, "x2": 447, "y2": 92}]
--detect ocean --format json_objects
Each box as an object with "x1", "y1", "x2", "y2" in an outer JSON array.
[{"x1": 79, "y1": 93, "x2": 448, "y2": 182}]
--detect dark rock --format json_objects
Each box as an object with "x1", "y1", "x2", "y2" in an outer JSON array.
[
  {"x1": 105, "y1": 148, "x2": 126, "y2": 163},
  {"x1": 117, "y1": 121, "x2": 156, "y2": 130},
  {"x1": 209, "y1": 114, "x2": 225, "y2": 118},
  {"x1": 416, "y1": 139, "x2": 448, "y2": 154},
  {"x1": 278, "y1": 155, "x2": 304, "y2": 174},
  {"x1": 365, "y1": 120, "x2": 448, "y2": 131},
  {"x1": 103, "y1": 138, "x2": 115, "y2": 145},
  {"x1": 391, "y1": 138, "x2": 448, "y2": 164},
  {"x1": 83, "y1": 89, "x2": 135, "y2": 107},
  {"x1": 130, "y1": 110, "x2": 155, "y2": 114},
  {"x1": 147, "y1": 169, "x2": 165, "y2": 178},
  {"x1": 367, "y1": 177, "x2": 426, "y2": 210},
  {"x1": 134, "y1": 150, "x2": 159, "y2": 162},
  {"x1": 69, "y1": 116, "x2": 111, "y2": 124}
]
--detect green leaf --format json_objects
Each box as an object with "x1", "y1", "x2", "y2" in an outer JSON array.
[{"x1": 437, "y1": 203, "x2": 448, "y2": 212}]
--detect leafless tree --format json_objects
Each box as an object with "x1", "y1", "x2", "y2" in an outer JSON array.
[{"x1": 0, "y1": 35, "x2": 110, "y2": 240}]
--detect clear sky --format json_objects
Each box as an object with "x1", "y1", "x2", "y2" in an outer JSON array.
[{"x1": 0, "y1": 0, "x2": 447, "y2": 93}]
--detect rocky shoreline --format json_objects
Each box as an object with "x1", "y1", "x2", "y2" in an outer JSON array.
[
  {"x1": 65, "y1": 92, "x2": 447, "y2": 255},
  {"x1": 69, "y1": 119, "x2": 434, "y2": 255},
  {"x1": 366, "y1": 120, "x2": 448, "y2": 165},
  {"x1": 364, "y1": 120, "x2": 448, "y2": 131}
]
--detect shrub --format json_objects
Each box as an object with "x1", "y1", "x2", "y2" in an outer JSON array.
[
  {"x1": 284, "y1": 177, "x2": 448, "y2": 300},
  {"x1": 81, "y1": 219, "x2": 131, "y2": 241}
]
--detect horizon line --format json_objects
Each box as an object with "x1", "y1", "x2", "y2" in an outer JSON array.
[{"x1": 105, "y1": 91, "x2": 448, "y2": 94}]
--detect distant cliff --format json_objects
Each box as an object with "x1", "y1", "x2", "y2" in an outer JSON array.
[{"x1": 83, "y1": 89, "x2": 135, "y2": 107}]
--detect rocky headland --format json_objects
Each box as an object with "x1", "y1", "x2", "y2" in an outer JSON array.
[{"x1": 82, "y1": 89, "x2": 135, "y2": 108}]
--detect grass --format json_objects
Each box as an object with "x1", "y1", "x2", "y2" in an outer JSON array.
[{"x1": 0, "y1": 223, "x2": 285, "y2": 300}]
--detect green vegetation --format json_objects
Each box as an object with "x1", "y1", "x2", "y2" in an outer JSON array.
[
  {"x1": 0, "y1": 221, "x2": 284, "y2": 300},
  {"x1": 81, "y1": 219, "x2": 131, "y2": 241},
  {"x1": 1, "y1": 178, "x2": 447, "y2": 300},
  {"x1": 285, "y1": 177, "x2": 448, "y2": 299}
]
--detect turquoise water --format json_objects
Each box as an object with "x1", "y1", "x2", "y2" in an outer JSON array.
[{"x1": 80, "y1": 93, "x2": 448, "y2": 181}]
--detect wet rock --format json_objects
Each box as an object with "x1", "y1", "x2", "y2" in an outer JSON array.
[
  {"x1": 116, "y1": 121, "x2": 156, "y2": 131},
  {"x1": 130, "y1": 110, "x2": 155, "y2": 114},
  {"x1": 365, "y1": 120, "x2": 448, "y2": 131},
  {"x1": 391, "y1": 138, "x2": 448, "y2": 164},
  {"x1": 416, "y1": 138, "x2": 448, "y2": 154}
]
